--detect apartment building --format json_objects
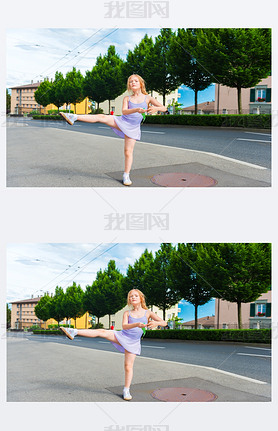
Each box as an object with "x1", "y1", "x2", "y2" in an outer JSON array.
[
  {"x1": 10, "y1": 82, "x2": 42, "y2": 115},
  {"x1": 10, "y1": 296, "x2": 92, "y2": 330},
  {"x1": 215, "y1": 289, "x2": 271, "y2": 329},
  {"x1": 9, "y1": 81, "x2": 92, "y2": 115},
  {"x1": 10, "y1": 296, "x2": 52, "y2": 329},
  {"x1": 182, "y1": 76, "x2": 272, "y2": 115}
]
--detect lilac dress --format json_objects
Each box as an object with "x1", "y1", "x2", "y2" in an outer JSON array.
[
  {"x1": 112, "y1": 309, "x2": 148, "y2": 355},
  {"x1": 111, "y1": 95, "x2": 148, "y2": 141}
]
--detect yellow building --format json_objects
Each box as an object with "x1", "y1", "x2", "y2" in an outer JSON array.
[
  {"x1": 10, "y1": 296, "x2": 92, "y2": 330},
  {"x1": 9, "y1": 81, "x2": 92, "y2": 115}
]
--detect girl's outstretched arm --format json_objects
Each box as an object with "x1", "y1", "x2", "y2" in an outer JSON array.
[
  {"x1": 147, "y1": 311, "x2": 167, "y2": 329},
  {"x1": 147, "y1": 96, "x2": 167, "y2": 114}
]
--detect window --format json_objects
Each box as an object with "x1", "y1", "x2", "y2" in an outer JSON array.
[
  {"x1": 257, "y1": 89, "x2": 266, "y2": 102},
  {"x1": 257, "y1": 303, "x2": 266, "y2": 317}
]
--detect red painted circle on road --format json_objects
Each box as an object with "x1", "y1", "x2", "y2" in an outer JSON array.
[
  {"x1": 150, "y1": 172, "x2": 217, "y2": 187},
  {"x1": 151, "y1": 387, "x2": 218, "y2": 402}
]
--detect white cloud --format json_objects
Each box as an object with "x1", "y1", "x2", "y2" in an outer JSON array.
[
  {"x1": 6, "y1": 28, "x2": 163, "y2": 87},
  {"x1": 7, "y1": 243, "x2": 164, "y2": 302}
]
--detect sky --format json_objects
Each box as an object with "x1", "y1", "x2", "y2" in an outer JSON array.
[
  {"x1": 6, "y1": 28, "x2": 215, "y2": 108},
  {"x1": 7, "y1": 243, "x2": 215, "y2": 322}
]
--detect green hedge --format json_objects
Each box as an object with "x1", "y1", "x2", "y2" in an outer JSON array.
[
  {"x1": 32, "y1": 115, "x2": 61, "y2": 120},
  {"x1": 144, "y1": 114, "x2": 271, "y2": 129},
  {"x1": 32, "y1": 329, "x2": 63, "y2": 335},
  {"x1": 144, "y1": 329, "x2": 271, "y2": 343}
]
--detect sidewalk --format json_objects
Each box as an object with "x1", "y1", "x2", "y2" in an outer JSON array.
[
  {"x1": 7, "y1": 124, "x2": 271, "y2": 187},
  {"x1": 7, "y1": 337, "x2": 271, "y2": 402}
]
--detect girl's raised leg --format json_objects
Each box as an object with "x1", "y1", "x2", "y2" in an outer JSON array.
[
  {"x1": 77, "y1": 328, "x2": 120, "y2": 344},
  {"x1": 77, "y1": 114, "x2": 121, "y2": 132},
  {"x1": 61, "y1": 326, "x2": 120, "y2": 344}
]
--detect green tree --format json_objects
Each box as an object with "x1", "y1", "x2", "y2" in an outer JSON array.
[
  {"x1": 96, "y1": 260, "x2": 125, "y2": 328},
  {"x1": 101, "y1": 45, "x2": 126, "y2": 112},
  {"x1": 123, "y1": 249, "x2": 154, "y2": 299},
  {"x1": 48, "y1": 286, "x2": 65, "y2": 325},
  {"x1": 62, "y1": 282, "x2": 84, "y2": 327},
  {"x1": 124, "y1": 34, "x2": 154, "y2": 91},
  {"x1": 169, "y1": 243, "x2": 214, "y2": 329},
  {"x1": 145, "y1": 243, "x2": 182, "y2": 320},
  {"x1": 83, "y1": 281, "x2": 108, "y2": 325},
  {"x1": 34, "y1": 294, "x2": 52, "y2": 325},
  {"x1": 7, "y1": 304, "x2": 11, "y2": 328},
  {"x1": 83, "y1": 64, "x2": 107, "y2": 111},
  {"x1": 168, "y1": 29, "x2": 213, "y2": 115},
  {"x1": 197, "y1": 243, "x2": 271, "y2": 328},
  {"x1": 144, "y1": 28, "x2": 182, "y2": 105},
  {"x1": 62, "y1": 67, "x2": 84, "y2": 113},
  {"x1": 6, "y1": 89, "x2": 11, "y2": 114},
  {"x1": 196, "y1": 28, "x2": 271, "y2": 113},
  {"x1": 48, "y1": 71, "x2": 66, "y2": 110},
  {"x1": 34, "y1": 80, "x2": 52, "y2": 108}
]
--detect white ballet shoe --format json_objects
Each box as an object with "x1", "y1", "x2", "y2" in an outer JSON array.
[
  {"x1": 60, "y1": 112, "x2": 78, "y2": 125},
  {"x1": 123, "y1": 387, "x2": 132, "y2": 400},
  {"x1": 60, "y1": 327, "x2": 78, "y2": 340},
  {"x1": 123, "y1": 173, "x2": 132, "y2": 186}
]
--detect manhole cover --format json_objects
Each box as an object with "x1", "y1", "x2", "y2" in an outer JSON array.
[
  {"x1": 150, "y1": 173, "x2": 217, "y2": 187},
  {"x1": 151, "y1": 387, "x2": 218, "y2": 402}
]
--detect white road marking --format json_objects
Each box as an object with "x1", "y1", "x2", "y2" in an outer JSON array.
[
  {"x1": 142, "y1": 345, "x2": 165, "y2": 349},
  {"x1": 142, "y1": 131, "x2": 165, "y2": 134},
  {"x1": 236, "y1": 138, "x2": 270, "y2": 143},
  {"x1": 244, "y1": 132, "x2": 271, "y2": 136},
  {"x1": 243, "y1": 346, "x2": 271, "y2": 351},
  {"x1": 237, "y1": 353, "x2": 271, "y2": 358}
]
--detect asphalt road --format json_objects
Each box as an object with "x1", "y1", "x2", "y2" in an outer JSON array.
[
  {"x1": 27, "y1": 118, "x2": 271, "y2": 169},
  {"x1": 16, "y1": 333, "x2": 271, "y2": 383}
]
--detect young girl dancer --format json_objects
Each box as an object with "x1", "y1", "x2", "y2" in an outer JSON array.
[
  {"x1": 60, "y1": 75, "x2": 167, "y2": 186},
  {"x1": 60, "y1": 288, "x2": 167, "y2": 400}
]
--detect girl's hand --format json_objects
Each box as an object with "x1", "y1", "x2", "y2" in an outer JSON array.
[
  {"x1": 147, "y1": 106, "x2": 158, "y2": 114},
  {"x1": 137, "y1": 322, "x2": 147, "y2": 328},
  {"x1": 137, "y1": 107, "x2": 147, "y2": 113},
  {"x1": 147, "y1": 321, "x2": 158, "y2": 329}
]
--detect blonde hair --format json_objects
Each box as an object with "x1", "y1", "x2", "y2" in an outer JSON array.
[
  {"x1": 127, "y1": 289, "x2": 148, "y2": 310},
  {"x1": 127, "y1": 74, "x2": 148, "y2": 95}
]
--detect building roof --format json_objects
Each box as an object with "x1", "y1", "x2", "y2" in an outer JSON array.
[
  {"x1": 10, "y1": 82, "x2": 41, "y2": 90},
  {"x1": 10, "y1": 297, "x2": 41, "y2": 304},
  {"x1": 182, "y1": 101, "x2": 215, "y2": 112},
  {"x1": 182, "y1": 315, "x2": 215, "y2": 326}
]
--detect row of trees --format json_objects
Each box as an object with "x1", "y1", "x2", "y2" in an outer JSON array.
[
  {"x1": 34, "y1": 28, "x2": 271, "y2": 114},
  {"x1": 35, "y1": 243, "x2": 271, "y2": 329}
]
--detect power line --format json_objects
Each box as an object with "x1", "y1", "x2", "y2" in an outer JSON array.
[
  {"x1": 60, "y1": 243, "x2": 119, "y2": 290},
  {"x1": 33, "y1": 28, "x2": 104, "y2": 81},
  {"x1": 40, "y1": 244, "x2": 104, "y2": 291}
]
